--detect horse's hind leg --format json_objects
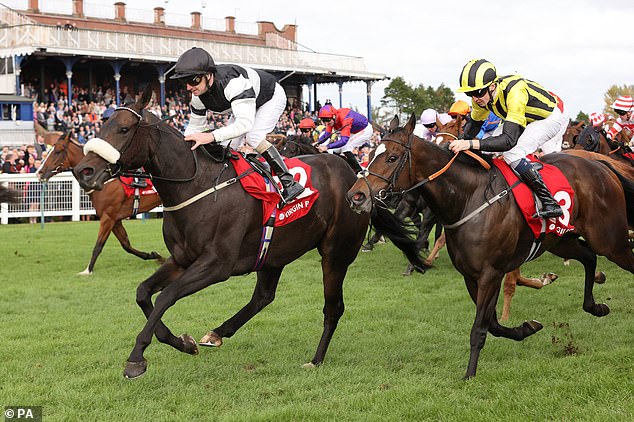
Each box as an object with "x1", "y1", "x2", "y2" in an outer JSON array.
[
  {"x1": 80, "y1": 216, "x2": 116, "y2": 275},
  {"x1": 202, "y1": 267, "x2": 283, "y2": 347},
  {"x1": 549, "y1": 238, "x2": 609, "y2": 317},
  {"x1": 112, "y1": 220, "x2": 163, "y2": 261}
]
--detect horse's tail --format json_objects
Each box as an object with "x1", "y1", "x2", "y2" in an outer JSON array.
[
  {"x1": 370, "y1": 206, "x2": 431, "y2": 272},
  {"x1": 598, "y1": 160, "x2": 634, "y2": 225},
  {"x1": 0, "y1": 185, "x2": 20, "y2": 204}
]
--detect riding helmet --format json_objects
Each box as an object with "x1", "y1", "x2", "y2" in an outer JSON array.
[
  {"x1": 318, "y1": 104, "x2": 337, "y2": 119},
  {"x1": 458, "y1": 59, "x2": 497, "y2": 93},
  {"x1": 170, "y1": 47, "x2": 217, "y2": 79},
  {"x1": 299, "y1": 118, "x2": 316, "y2": 129},
  {"x1": 611, "y1": 95, "x2": 634, "y2": 112},
  {"x1": 448, "y1": 100, "x2": 471, "y2": 117}
]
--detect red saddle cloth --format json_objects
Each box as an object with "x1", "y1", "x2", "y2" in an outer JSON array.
[
  {"x1": 492, "y1": 156, "x2": 575, "y2": 238},
  {"x1": 120, "y1": 177, "x2": 156, "y2": 197},
  {"x1": 623, "y1": 152, "x2": 634, "y2": 160},
  {"x1": 230, "y1": 155, "x2": 320, "y2": 227}
]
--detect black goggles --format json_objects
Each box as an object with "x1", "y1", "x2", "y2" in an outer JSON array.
[
  {"x1": 300, "y1": 128, "x2": 312, "y2": 133},
  {"x1": 181, "y1": 74, "x2": 205, "y2": 86},
  {"x1": 615, "y1": 109, "x2": 628, "y2": 116},
  {"x1": 423, "y1": 123, "x2": 436, "y2": 129},
  {"x1": 465, "y1": 87, "x2": 489, "y2": 98}
]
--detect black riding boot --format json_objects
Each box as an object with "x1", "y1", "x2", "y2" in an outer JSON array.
[
  {"x1": 515, "y1": 159, "x2": 563, "y2": 219},
  {"x1": 343, "y1": 151, "x2": 363, "y2": 173},
  {"x1": 260, "y1": 145, "x2": 305, "y2": 205}
]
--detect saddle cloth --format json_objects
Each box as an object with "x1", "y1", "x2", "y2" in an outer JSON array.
[
  {"x1": 120, "y1": 177, "x2": 156, "y2": 198},
  {"x1": 492, "y1": 155, "x2": 575, "y2": 238},
  {"x1": 230, "y1": 155, "x2": 320, "y2": 227}
]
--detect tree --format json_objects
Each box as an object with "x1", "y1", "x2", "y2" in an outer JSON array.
[
  {"x1": 381, "y1": 77, "x2": 455, "y2": 121},
  {"x1": 575, "y1": 111, "x2": 589, "y2": 123},
  {"x1": 603, "y1": 84, "x2": 634, "y2": 114}
]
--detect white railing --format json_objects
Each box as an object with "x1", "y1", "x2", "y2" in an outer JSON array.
[{"x1": 0, "y1": 172, "x2": 162, "y2": 224}]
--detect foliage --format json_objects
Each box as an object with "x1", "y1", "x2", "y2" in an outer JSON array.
[
  {"x1": 575, "y1": 111, "x2": 589, "y2": 122},
  {"x1": 1, "y1": 220, "x2": 633, "y2": 421},
  {"x1": 380, "y1": 77, "x2": 455, "y2": 124},
  {"x1": 603, "y1": 84, "x2": 634, "y2": 114}
]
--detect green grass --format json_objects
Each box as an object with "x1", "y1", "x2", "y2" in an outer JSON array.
[{"x1": 1, "y1": 219, "x2": 633, "y2": 421}]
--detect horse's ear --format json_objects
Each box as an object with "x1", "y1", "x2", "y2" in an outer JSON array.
[
  {"x1": 388, "y1": 115, "x2": 400, "y2": 131},
  {"x1": 404, "y1": 113, "x2": 417, "y2": 134},
  {"x1": 136, "y1": 84, "x2": 154, "y2": 110},
  {"x1": 61, "y1": 129, "x2": 72, "y2": 142}
]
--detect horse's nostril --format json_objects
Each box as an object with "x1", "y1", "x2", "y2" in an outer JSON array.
[
  {"x1": 80, "y1": 167, "x2": 94, "y2": 177},
  {"x1": 352, "y1": 192, "x2": 365, "y2": 202}
]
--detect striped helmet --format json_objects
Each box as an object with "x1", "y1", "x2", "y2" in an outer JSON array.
[
  {"x1": 458, "y1": 59, "x2": 497, "y2": 93},
  {"x1": 589, "y1": 112, "x2": 606, "y2": 127},
  {"x1": 611, "y1": 95, "x2": 634, "y2": 112}
]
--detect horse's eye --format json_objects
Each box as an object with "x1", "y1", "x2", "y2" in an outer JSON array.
[
  {"x1": 387, "y1": 155, "x2": 399, "y2": 163},
  {"x1": 121, "y1": 127, "x2": 129, "y2": 134}
]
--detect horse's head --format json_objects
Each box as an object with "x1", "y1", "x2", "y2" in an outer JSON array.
[
  {"x1": 347, "y1": 113, "x2": 418, "y2": 213},
  {"x1": 563, "y1": 121, "x2": 585, "y2": 149},
  {"x1": 74, "y1": 86, "x2": 155, "y2": 191},
  {"x1": 434, "y1": 116, "x2": 462, "y2": 145},
  {"x1": 37, "y1": 130, "x2": 80, "y2": 181},
  {"x1": 573, "y1": 125, "x2": 601, "y2": 152},
  {"x1": 278, "y1": 135, "x2": 318, "y2": 157}
]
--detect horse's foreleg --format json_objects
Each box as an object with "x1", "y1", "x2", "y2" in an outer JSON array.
[
  {"x1": 125, "y1": 256, "x2": 229, "y2": 379},
  {"x1": 112, "y1": 221, "x2": 163, "y2": 261},
  {"x1": 81, "y1": 217, "x2": 116, "y2": 275},
  {"x1": 134, "y1": 257, "x2": 190, "y2": 352},
  {"x1": 306, "y1": 257, "x2": 347, "y2": 368},
  {"x1": 205, "y1": 267, "x2": 283, "y2": 347},
  {"x1": 464, "y1": 272, "x2": 503, "y2": 380}
]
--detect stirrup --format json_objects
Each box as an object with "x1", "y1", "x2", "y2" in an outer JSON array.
[{"x1": 277, "y1": 183, "x2": 304, "y2": 208}]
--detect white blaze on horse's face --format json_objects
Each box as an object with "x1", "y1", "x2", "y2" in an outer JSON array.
[{"x1": 368, "y1": 143, "x2": 387, "y2": 168}]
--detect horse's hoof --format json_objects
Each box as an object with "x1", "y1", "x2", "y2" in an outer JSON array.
[
  {"x1": 199, "y1": 331, "x2": 223, "y2": 347},
  {"x1": 594, "y1": 271, "x2": 606, "y2": 284},
  {"x1": 301, "y1": 362, "x2": 317, "y2": 369},
  {"x1": 180, "y1": 334, "x2": 199, "y2": 355},
  {"x1": 541, "y1": 272, "x2": 558, "y2": 285},
  {"x1": 123, "y1": 360, "x2": 147, "y2": 379},
  {"x1": 77, "y1": 267, "x2": 93, "y2": 276},
  {"x1": 523, "y1": 320, "x2": 543, "y2": 334},
  {"x1": 591, "y1": 303, "x2": 610, "y2": 317},
  {"x1": 563, "y1": 259, "x2": 570, "y2": 266}
]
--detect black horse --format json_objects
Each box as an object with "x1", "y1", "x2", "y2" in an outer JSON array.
[
  {"x1": 276, "y1": 134, "x2": 321, "y2": 157},
  {"x1": 73, "y1": 87, "x2": 426, "y2": 379},
  {"x1": 348, "y1": 114, "x2": 634, "y2": 379},
  {"x1": 0, "y1": 185, "x2": 19, "y2": 203}
]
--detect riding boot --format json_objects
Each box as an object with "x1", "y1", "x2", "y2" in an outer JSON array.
[
  {"x1": 260, "y1": 145, "x2": 305, "y2": 205},
  {"x1": 343, "y1": 151, "x2": 364, "y2": 173},
  {"x1": 515, "y1": 159, "x2": 563, "y2": 219}
]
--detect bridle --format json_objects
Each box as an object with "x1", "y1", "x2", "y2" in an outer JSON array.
[
  {"x1": 91, "y1": 106, "x2": 199, "y2": 183},
  {"x1": 38, "y1": 135, "x2": 84, "y2": 177},
  {"x1": 358, "y1": 129, "x2": 489, "y2": 206}
]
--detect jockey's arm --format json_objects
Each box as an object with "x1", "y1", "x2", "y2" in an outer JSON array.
[
  {"x1": 212, "y1": 98, "x2": 256, "y2": 143},
  {"x1": 184, "y1": 96, "x2": 208, "y2": 136},
  {"x1": 327, "y1": 135, "x2": 349, "y2": 149},
  {"x1": 478, "y1": 121, "x2": 524, "y2": 152},
  {"x1": 316, "y1": 126, "x2": 333, "y2": 144}
]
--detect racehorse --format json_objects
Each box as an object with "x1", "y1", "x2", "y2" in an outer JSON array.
[
  {"x1": 562, "y1": 120, "x2": 585, "y2": 149},
  {"x1": 72, "y1": 87, "x2": 426, "y2": 379},
  {"x1": 432, "y1": 117, "x2": 559, "y2": 321},
  {"x1": 37, "y1": 131, "x2": 163, "y2": 275},
  {"x1": 574, "y1": 125, "x2": 634, "y2": 165},
  {"x1": 348, "y1": 114, "x2": 634, "y2": 379},
  {"x1": 276, "y1": 134, "x2": 320, "y2": 157}
]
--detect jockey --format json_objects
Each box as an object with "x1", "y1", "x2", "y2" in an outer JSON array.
[
  {"x1": 606, "y1": 95, "x2": 634, "y2": 141},
  {"x1": 298, "y1": 117, "x2": 317, "y2": 141},
  {"x1": 449, "y1": 59, "x2": 568, "y2": 219},
  {"x1": 416, "y1": 108, "x2": 453, "y2": 141},
  {"x1": 316, "y1": 103, "x2": 371, "y2": 173},
  {"x1": 170, "y1": 47, "x2": 304, "y2": 205}
]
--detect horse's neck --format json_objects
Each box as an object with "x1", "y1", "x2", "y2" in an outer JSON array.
[{"x1": 413, "y1": 145, "x2": 488, "y2": 224}]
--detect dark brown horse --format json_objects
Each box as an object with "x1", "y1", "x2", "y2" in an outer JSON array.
[
  {"x1": 0, "y1": 184, "x2": 20, "y2": 203},
  {"x1": 37, "y1": 131, "x2": 163, "y2": 275},
  {"x1": 72, "y1": 87, "x2": 425, "y2": 379},
  {"x1": 276, "y1": 134, "x2": 320, "y2": 157},
  {"x1": 348, "y1": 114, "x2": 634, "y2": 379},
  {"x1": 574, "y1": 125, "x2": 634, "y2": 165}
]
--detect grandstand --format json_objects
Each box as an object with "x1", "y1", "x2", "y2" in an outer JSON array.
[{"x1": 0, "y1": 0, "x2": 385, "y2": 115}]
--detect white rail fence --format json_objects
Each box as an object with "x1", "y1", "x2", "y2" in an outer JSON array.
[{"x1": 0, "y1": 172, "x2": 162, "y2": 224}]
